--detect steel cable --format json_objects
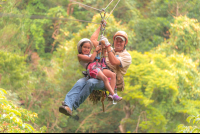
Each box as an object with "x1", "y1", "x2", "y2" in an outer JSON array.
[
  {"x1": 0, "y1": 0, "x2": 121, "y2": 24},
  {"x1": 0, "y1": 13, "x2": 101, "y2": 24},
  {"x1": 69, "y1": 0, "x2": 102, "y2": 12},
  {"x1": 105, "y1": 0, "x2": 121, "y2": 21},
  {"x1": 104, "y1": 0, "x2": 114, "y2": 10}
]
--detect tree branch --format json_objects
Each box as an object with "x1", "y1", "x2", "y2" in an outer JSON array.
[{"x1": 27, "y1": 90, "x2": 42, "y2": 110}]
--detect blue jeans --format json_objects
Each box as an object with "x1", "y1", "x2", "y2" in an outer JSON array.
[{"x1": 64, "y1": 77, "x2": 105, "y2": 111}]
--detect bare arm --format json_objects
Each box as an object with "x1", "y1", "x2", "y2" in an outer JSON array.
[
  {"x1": 100, "y1": 40, "x2": 121, "y2": 66},
  {"x1": 106, "y1": 46, "x2": 121, "y2": 66},
  {"x1": 78, "y1": 52, "x2": 97, "y2": 63},
  {"x1": 90, "y1": 25, "x2": 101, "y2": 48},
  {"x1": 78, "y1": 46, "x2": 101, "y2": 62}
]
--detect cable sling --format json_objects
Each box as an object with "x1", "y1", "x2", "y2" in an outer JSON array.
[
  {"x1": 105, "y1": 0, "x2": 121, "y2": 21},
  {"x1": 0, "y1": 0, "x2": 121, "y2": 24},
  {"x1": 0, "y1": 13, "x2": 101, "y2": 24},
  {"x1": 69, "y1": 0, "x2": 102, "y2": 12},
  {"x1": 104, "y1": 0, "x2": 115, "y2": 11}
]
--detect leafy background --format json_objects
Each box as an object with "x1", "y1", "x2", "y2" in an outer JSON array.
[{"x1": 0, "y1": 0, "x2": 200, "y2": 133}]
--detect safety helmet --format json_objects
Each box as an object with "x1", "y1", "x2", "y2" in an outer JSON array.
[
  {"x1": 113, "y1": 31, "x2": 128, "y2": 45},
  {"x1": 77, "y1": 38, "x2": 93, "y2": 53}
]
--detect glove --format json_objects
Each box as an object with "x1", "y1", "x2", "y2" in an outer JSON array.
[{"x1": 100, "y1": 35, "x2": 111, "y2": 47}]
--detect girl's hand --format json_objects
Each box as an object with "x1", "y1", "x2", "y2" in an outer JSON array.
[{"x1": 95, "y1": 45, "x2": 101, "y2": 53}]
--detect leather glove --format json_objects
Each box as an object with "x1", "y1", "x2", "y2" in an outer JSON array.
[{"x1": 100, "y1": 35, "x2": 111, "y2": 47}]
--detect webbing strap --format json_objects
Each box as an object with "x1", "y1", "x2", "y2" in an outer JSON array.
[{"x1": 101, "y1": 91, "x2": 106, "y2": 112}]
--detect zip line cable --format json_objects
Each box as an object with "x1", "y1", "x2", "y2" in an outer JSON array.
[
  {"x1": 67, "y1": 0, "x2": 121, "y2": 21},
  {"x1": 105, "y1": 0, "x2": 121, "y2": 21},
  {"x1": 0, "y1": 13, "x2": 101, "y2": 24},
  {"x1": 0, "y1": 1, "x2": 121, "y2": 24},
  {"x1": 104, "y1": 0, "x2": 114, "y2": 11},
  {"x1": 69, "y1": 0, "x2": 102, "y2": 12}
]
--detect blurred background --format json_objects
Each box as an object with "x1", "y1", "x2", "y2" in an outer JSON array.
[{"x1": 0, "y1": 0, "x2": 200, "y2": 133}]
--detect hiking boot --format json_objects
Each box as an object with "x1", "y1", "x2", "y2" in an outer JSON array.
[
  {"x1": 107, "y1": 95, "x2": 113, "y2": 101},
  {"x1": 62, "y1": 101, "x2": 65, "y2": 106},
  {"x1": 113, "y1": 94, "x2": 122, "y2": 102},
  {"x1": 59, "y1": 105, "x2": 72, "y2": 116}
]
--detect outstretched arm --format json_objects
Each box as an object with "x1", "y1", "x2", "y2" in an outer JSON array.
[{"x1": 90, "y1": 25, "x2": 101, "y2": 48}]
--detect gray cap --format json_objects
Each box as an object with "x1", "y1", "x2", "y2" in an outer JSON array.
[{"x1": 115, "y1": 36, "x2": 125, "y2": 41}]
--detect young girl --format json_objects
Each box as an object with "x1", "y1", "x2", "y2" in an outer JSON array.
[{"x1": 77, "y1": 38, "x2": 122, "y2": 102}]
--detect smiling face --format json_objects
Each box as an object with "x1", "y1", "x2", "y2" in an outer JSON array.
[
  {"x1": 114, "y1": 37, "x2": 126, "y2": 52},
  {"x1": 81, "y1": 42, "x2": 91, "y2": 55}
]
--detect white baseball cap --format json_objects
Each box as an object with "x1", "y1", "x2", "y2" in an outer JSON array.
[{"x1": 115, "y1": 36, "x2": 125, "y2": 41}]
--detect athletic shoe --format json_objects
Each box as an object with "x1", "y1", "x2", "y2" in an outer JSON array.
[
  {"x1": 107, "y1": 95, "x2": 113, "y2": 101},
  {"x1": 113, "y1": 94, "x2": 123, "y2": 102}
]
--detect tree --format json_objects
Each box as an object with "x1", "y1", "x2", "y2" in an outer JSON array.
[
  {"x1": 1, "y1": 0, "x2": 200, "y2": 133},
  {"x1": 177, "y1": 115, "x2": 200, "y2": 133},
  {"x1": 118, "y1": 50, "x2": 200, "y2": 133},
  {"x1": 152, "y1": 15, "x2": 200, "y2": 70},
  {"x1": 0, "y1": 88, "x2": 46, "y2": 133}
]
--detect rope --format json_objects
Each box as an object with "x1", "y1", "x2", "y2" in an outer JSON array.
[
  {"x1": 69, "y1": 0, "x2": 102, "y2": 12},
  {"x1": 0, "y1": 13, "x2": 101, "y2": 24},
  {"x1": 105, "y1": 0, "x2": 121, "y2": 21},
  {"x1": 0, "y1": 0, "x2": 120, "y2": 24},
  {"x1": 104, "y1": 0, "x2": 114, "y2": 10}
]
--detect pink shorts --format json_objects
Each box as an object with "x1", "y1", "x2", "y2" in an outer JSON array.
[{"x1": 87, "y1": 61, "x2": 107, "y2": 79}]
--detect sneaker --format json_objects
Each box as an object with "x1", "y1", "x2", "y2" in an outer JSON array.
[
  {"x1": 113, "y1": 94, "x2": 123, "y2": 102},
  {"x1": 107, "y1": 95, "x2": 113, "y2": 101},
  {"x1": 59, "y1": 105, "x2": 72, "y2": 116}
]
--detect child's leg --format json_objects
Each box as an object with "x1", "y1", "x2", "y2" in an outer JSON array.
[
  {"x1": 96, "y1": 70, "x2": 115, "y2": 95},
  {"x1": 101, "y1": 69, "x2": 122, "y2": 102},
  {"x1": 102, "y1": 69, "x2": 116, "y2": 91}
]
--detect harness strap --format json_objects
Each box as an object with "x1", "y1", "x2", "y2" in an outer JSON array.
[{"x1": 101, "y1": 91, "x2": 106, "y2": 112}]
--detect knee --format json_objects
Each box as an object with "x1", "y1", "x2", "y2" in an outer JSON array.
[
  {"x1": 102, "y1": 76, "x2": 109, "y2": 83},
  {"x1": 77, "y1": 77, "x2": 87, "y2": 84},
  {"x1": 86, "y1": 78, "x2": 99, "y2": 92},
  {"x1": 111, "y1": 72, "x2": 116, "y2": 78},
  {"x1": 87, "y1": 79, "x2": 95, "y2": 86}
]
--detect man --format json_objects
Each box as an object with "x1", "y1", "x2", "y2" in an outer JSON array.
[{"x1": 59, "y1": 25, "x2": 132, "y2": 116}]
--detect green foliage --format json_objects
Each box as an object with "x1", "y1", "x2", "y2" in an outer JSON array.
[
  {"x1": 128, "y1": 17, "x2": 169, "y2": 52},
  {"x1": 1, "y1": 0, "x2": 200, "y2": 133},
  {"x1": 139, "y1": 107, "x2": 167, "y2": 133},
  {"x1": 119, "y1": 50, "x2": 200, "y2": 132},
  {"x1": 170, "y1": 16, "x2": 200, "y2": 54},
  {"x1": 152, "y1": 15, "x2": 200, "y2": 71},
  {"x1": 177, "y1": 115, "x2": 200, "y2": 133},
  {"x1": 0, "y1": 51, "x2": 29, "y2": 90},
  {"x1": 0, "y1": 88, "x2": 46, "y2": 133},
  {"x1": 153, "y1": 16, "x2": 200, "y2": 55},
  {"x1": 126, "y1": 0, "x2": 200, "y2": 52}
]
